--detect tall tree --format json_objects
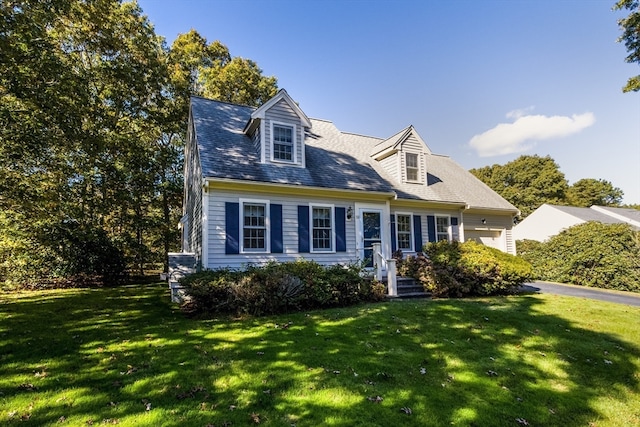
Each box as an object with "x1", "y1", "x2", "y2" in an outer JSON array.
[
  {"x1": 470, "y1": 155, "x2": 569, "y2": 218},
  {"x1": 566, "y1": 178, "x2": 624, "y2": 207},
  {"x1": 1, "y1": 0, "x2": 168, "y2": 283},
  {"x1": 614, "y1": 0, "x2": 640, "y2": 92},
  {"x1": 1, "y1": 4, "x2": 280, "y2": 285}
]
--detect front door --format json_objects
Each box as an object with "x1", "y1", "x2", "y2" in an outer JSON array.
[{"x1": 360, "y1": 209, "x2": 382, "y2": 267}]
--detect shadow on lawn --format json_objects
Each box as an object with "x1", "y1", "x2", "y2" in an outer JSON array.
[{"x1": 0, "y1": 285, "x2": 638, "y2": 426}]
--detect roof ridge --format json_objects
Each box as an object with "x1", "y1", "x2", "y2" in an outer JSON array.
[
  {"x1": 190, "y1": 95, "x2": 257, "y2": 110},
  {"x1": 341, "y1": 130, "x2": 384, "y2": 140}
]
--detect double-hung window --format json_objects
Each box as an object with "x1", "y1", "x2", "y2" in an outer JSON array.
[
  {"x1": 405, "y1": 153, "x2": 419, "y2": 181},
  {"x1": 272, "y1": 124, "x2": 294, "y2": 162},
  {"x1": 436, "y1": 216, "x2": 450, "y2": 241},
  {"x1": 396, "y1": 214, "x2": 413, "y2": 251},
  {"x1": 311, "y1": 205, "x2": 333, "y2": 252},
  {"x1": 243, "y1": 202, "x2": 268, "y2": 252}
]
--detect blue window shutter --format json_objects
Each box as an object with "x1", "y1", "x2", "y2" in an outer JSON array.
[
  {"x1": 225, "y1": 202, "x2": 240, "y2": 254},
  {"x1": 413, "y1": 215, "x2": 423, "y2": 251},
  {"x1": 427, "y1": 215, "x2": 436, "y2": 243},
  {"x1": 270, "y1": 204, "x2": 283, "y2": 253},
  {"x1": 298, "y1": 205, "x2": 310, "y2": 253},
  {"x1": 451, "y1": 217, "x2": 459, "y2": 241},
  {"x1": 335, "y1": 207, "x2": 347, "y2": 252},
  {"x1": 390, "y1": 214, "x2": 397, "y2": 252}
]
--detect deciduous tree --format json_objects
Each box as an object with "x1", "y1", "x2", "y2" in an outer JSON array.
[
  {"x1": 614, "y1": 0, "x2": 640, "y2": 92},
  {"x1": 469, "y1": 155, "x2": 569, "y2": 218},
  {"x1": 566, "y1": 178, "x2": 624, "y2": 207}
]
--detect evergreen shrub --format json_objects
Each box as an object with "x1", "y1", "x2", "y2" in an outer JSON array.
[
  {"x1": 180, "y1": 259, "x2": 385, "y2": 316},
  {"x1": 395, "y1": 241, "x2": 533, "y2": 297},
  {"x1": 517, "y1": 222, "x2": 640, "y2": 292}
]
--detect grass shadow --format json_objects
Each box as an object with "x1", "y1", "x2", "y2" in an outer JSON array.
[{"x1": 0, "y1": 285, "x2": 638, "y2": 426}]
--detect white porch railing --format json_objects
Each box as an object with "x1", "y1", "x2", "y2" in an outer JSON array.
[{"x1": 371, "y1": 243, "x2": 397, "y2": 296}]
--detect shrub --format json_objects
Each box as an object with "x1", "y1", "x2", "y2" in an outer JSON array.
[
  {"x1": 395, "y1": 241, "x2": 533, "y2": 297},
  {"x1": 1, "y1": 214, "x2": 127, "y2": 289},
  {"x1": 518, "y1": 222, "x2": 640, "y2": 292},
  {"x1": 180, "y1": 259, "x2": 381, "y2": 316}
]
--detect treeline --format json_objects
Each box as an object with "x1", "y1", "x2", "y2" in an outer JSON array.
[
  {"x1": 0, "y1": 0, "x2": 278, "y2": 287},
  {"x1": 470, "y1": 155, "x2": 627, "y2": 218}
]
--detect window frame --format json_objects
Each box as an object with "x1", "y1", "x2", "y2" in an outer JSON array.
[
  {"x1": 435, "y1": 215, "x2": 451, "y2": 242},
  {"x1": 395, "y1": 212, "x2": 414, "y2": 252},
  {"x1": 240, "y1": 198, "x2": 270, "y2": 253},
  {"x1": 271, "y1": 121, "x2": 297, "y2": 163},
  {"x1": 310, "y1": 203, "x2": 335, "y2": 253},
  {"x1": 405, "y1": 152, "x2": 420, "y2": 182}
]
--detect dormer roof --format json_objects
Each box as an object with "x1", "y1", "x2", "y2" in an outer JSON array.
[
  {"x1": 243, "y1": 89, "x2": 312, "y2": 134},
  {"x1": 370, "y1": 125, "x2": 431, "y2": 160}
]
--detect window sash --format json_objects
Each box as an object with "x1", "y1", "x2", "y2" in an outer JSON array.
[
  {"x1": 396, "y1": 214, "x2": 412, "y2": 250},
  {"x1": 406, "y1": 153, "x2": 419, "y2": 181},
  {"x1": 436, "y1": 216, "x2": 450, "y2": 241},
  {"x1": 312, "y1": 206, "x2": 332, "y2": 251},
  {"x1": 273, "y1": 125, "x2": 293, "y2": 161},
  {"x1": 243, "y1": 203, "x2": 267, "y2": 251}
]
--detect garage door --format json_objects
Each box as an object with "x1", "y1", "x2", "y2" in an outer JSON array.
[{"x1": 464, "y1": 229, "x2": 504, "y2": 251}]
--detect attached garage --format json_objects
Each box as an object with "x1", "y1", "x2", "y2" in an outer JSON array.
[{"x1": 464, "y1": 229, "x2": 505, "y2": 251}]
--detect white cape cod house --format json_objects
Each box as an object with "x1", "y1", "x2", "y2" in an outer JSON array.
[{"x1": 172, "y1": 90, "x2": 518, "y2": 292}]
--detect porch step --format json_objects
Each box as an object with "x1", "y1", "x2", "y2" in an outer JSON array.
[{"x1": 386, "y1": 276, "x2": 430, "y2": 298}]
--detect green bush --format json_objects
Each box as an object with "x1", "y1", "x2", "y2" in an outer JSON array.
[
  {"x1": 395, "y1": 241, "x2": 533, "y2": 297},
  {"x1": 518, "y1": 222, "x2": 640, "y2": 292},
  {"x1": 180, "y1": 259, "x2": 384, "y2": 316},
  {"x1": 1, "y1": 213, "x2": 127, "y2": 289}
]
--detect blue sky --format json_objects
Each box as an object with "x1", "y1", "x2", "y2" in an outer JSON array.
[{"x1": 138, "y1": 0, "x2": 640, "y2": 204}]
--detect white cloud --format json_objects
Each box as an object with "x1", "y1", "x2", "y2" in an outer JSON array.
[
  {"x1": 505, "y1": 106, "x2": 535, "y2": 120},
  {"x1": 469, "y1": 112, "x2": 596, "y2": 157}
]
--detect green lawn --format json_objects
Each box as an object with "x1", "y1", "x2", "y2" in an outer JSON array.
[{"x1": 0, "y1": 284, "x2": 638, "y2": 426}]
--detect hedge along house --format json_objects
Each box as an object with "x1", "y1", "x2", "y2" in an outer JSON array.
[{"x1": 173, "y1": 90, "x2": 518, "y2": 296}]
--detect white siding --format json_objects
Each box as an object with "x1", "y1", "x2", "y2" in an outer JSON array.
[
  {"x1": 264, "y1": 99, "x2": 305, "y2": 166},
  {"x1": 379, "y1": 154, "x2": 399, "y2": 181},
  {"x1": 512, "y1": 204, "x2": 584, "y2": 242},
  {"x1": 184, "y1": 117, "x2": 203, "y2": 266},
  {"x1": 390, "y1": 207, "x2": 460, "y2": 253},
  {"x1": 463, "y1": 213, "x2": 515, "y2": 254},
  {"x1": 402, "y1": 133, "x2": 424, "y2": 151},
  {"x1": 206, "y1": 190, "x2": 360, "y2": 269}
]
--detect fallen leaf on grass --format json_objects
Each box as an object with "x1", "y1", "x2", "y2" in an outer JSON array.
[
  {"x1": 251, "y1": 412, "x2": 261, "y2": 423},
  {"x1": 18, "y1": 383, "x2": 37, "y2": 391},
  {"x1": 604, "y1": 359, "x2": 613, "y2": 365}
]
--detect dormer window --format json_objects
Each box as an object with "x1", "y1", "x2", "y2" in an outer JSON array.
[
  {"x1": 272, "y1": 123, "x2": 295, "y2": 162},
  {"x1": 406, "y1": 153, "x2": 419, "y2": 181}
]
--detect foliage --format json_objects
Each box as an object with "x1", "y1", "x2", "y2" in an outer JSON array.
[
  {"x1": 518, "y1": 222, "x2": 640, "y2": 292},
  {"x1": 168, "y1": 29, "x2": 278, "y2": 108},
  {"x1": 614, "y1": 0, "x2": 640, "y2": 92},
  {"x1": 469, "y1": 155, "x2": 569, "y2": 218},
  {"x1": 470, "y1": 155, "x2": 625, "y2": 218},
  {"x1": 566, "y1": 178, "x2": 624, "y2": 207},
  {"x1": 394, "y1": 242, "x2": 532, "y2": 297},
  {"x1": 1, "y1": 284, "x2": 639, "y2": 426},
  {"x1": 180, "y1": 260, "x2": 384, "y2": 316},
  {"x1": 393, "y1": 250, "x2": 436, "y2": 289},
  {"x1": 0, "y1": 4, "x2": 278, "y2": 286}
]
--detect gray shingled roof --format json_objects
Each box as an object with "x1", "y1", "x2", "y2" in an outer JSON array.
[
  {"x1": 551, "y1": 205, "x2": 640, "y2": 225},
  {"x1": 191, "y1": 96, "x2": 518, "y2": 211}
]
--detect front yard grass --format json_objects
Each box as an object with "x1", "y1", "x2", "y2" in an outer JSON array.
[{"x1": 0, "y1": 284, "x2": 638, "y2": 426}]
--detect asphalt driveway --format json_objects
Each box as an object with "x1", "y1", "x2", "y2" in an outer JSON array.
[{"x1": 519, "y1": 281, "x2": 640, "y2": 307}]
